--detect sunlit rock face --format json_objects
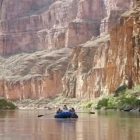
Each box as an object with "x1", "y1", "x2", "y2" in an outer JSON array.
[
  {"x1": 0, "y1": 48, "x2": 71, "y2": 100},
  {"x1": 0, "y1": 0, "x2": 135, "y2": 100},
  {"x1": 107, "y1": 1, "x2": 140, "y2": 92},
  {"x1": 63, "y1": 35, "x2": 110, "y2": 98},
  {"x1": 63, "y1": 1, "x2": 140, "y2": 98}
]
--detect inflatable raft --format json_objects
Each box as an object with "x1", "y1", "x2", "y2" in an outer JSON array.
[{"x1": 54, "y1": 111, "x2": 78, "y2": 118}]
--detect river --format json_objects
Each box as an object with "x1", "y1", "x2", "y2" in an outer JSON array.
[{"x1": 0, "y1": 110, "x2": 140, "y2": 140}]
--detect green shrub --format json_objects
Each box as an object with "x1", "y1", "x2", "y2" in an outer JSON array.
[
  {"x1": 0, "y1": 98, "x2": 17, "y2": 110},
  {"x1": 134, "y1": 85, "x2": 140, "y2": 91},
  {"x1": 7, "y1": 102, "x2": 17, "y2": 110},
  {"x1": 82, "y1": 101, "x2": 94, "y2": 109},
  {"x1": 134, "y1": 99, "x2": 140, "y2": 107},
  {"x1": 95, "y1": 85, "x2": 140, "y2": 110},
  {"x1": 96, "y1": 94, "x2": 140, "y2": 110},
  {"x1": 96, "y1": 98, "x2": 109, "y2": 109},
  {"x1": 107, "y1": 97, "x2": 117, "y2": 109},
  {"x1": 117, "y1": 95, "x2": 136, "y2": 108}
]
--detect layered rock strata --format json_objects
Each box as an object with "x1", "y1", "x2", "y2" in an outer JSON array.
[
  {"x1": 0, "y1": 0, "x2": 136, "y2": 100},
  {"x1": 63, "y1": 1, "x2": 140, "y2": 98},
  {"x1": 0, "y1": 0, "x2": 105, "y2": 56},
  {"x1": 0, "y1": 0, "x2": 77, "y2": 55},
  {"x1": 100, "y1": 0, "x2": 133, "y2": 35},
  {"x1": 63, "y1": 35, "x2": 110, "y2": 98},
  {"x1": 0, "y1": 0, "x2": 132, "y2": 56},
  {"x1": 0, "y1": 48, "x2": 71, "y2": 100}
]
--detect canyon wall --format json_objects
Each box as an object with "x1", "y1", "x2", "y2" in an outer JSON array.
[
  {"x1": 0, "y1": 48, "x2": 71, "y2": 100},
  {"x1": 63, "y1": 0, "x2": 140, "y2": 98},
  {"x1": 0, "y1": 0, "x2": 105, "y2": 56},
  {"x1": 0, "y1": 0, "x2": 136, "y2": 100},
  {"x1": 100, "y1": 0, "x2": 133, "y2": 35},
  {"x1": 0, "y1": 0, "x2": 77, "y2": 55},
  {"x1": 0, "y1": 0, "x2": 132, "y2": 56},
  {"x1": 63, "y1": 35, "x2": 110, "y2": 98}
]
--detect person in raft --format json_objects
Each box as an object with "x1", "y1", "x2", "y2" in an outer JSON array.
[
  {"x1": 63, "y1": 105, "x2": 69, "y2": 112},
  {"x1": 63, "y1": 105, "x2": 68, "y2": 110},
  {"x1": 69, "y1": 108, "x2": 75, "y2": 113},
  {"x1": 56, "y1": 108, "x2": 62, "y2": 114},
  {"x1": 69, "y1": 107, "x2": 76, "y2": 118}
]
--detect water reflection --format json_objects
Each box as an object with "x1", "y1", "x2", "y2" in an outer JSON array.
[
  {"x1": 0, "y1": 110, "x2": 140, "y2": 140},
  {"x1": 54, "y1": 119, "x2": 77, "y2": 140}
]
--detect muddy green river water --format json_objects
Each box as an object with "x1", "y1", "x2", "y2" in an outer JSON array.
[{"x1": 0, "y1": 110, "x2": 140, "y2": 140}]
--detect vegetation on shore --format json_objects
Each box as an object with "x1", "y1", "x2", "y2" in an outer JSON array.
[
  {"x1": 0, "y1": 98, "x2": 17, "y2": 110},
  {"x1": 14, "y1": 85, "x2": 140, "y2": 111},
  {"x1": 82, "y1": 85, "x2": 140, "y2": 110}
]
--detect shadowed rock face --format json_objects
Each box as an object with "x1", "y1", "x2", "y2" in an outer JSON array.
[
  {"x1": 0, "y1": 0, "x2": 105, "y2": 56},
  {"x1": 0, "y1": 0, "x2": 133, "y2": 56},
  {"x1": 0, "y1": 0, "x2": 53, "y2": 20},
  {"x1": 0, "y1": 0, "x2": 76, "y2": 55}
]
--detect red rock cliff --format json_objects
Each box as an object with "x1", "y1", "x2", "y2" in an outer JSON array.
[
  {"x1": 63, "y1": 0, "x2": 140, "y2": 98},
  {"x1": 0, "y1": 0, "x2": 105, "y2": 55},
  {"x1": 0, "y1": 0, "x2": 135, "y2": 100},
  {"x1": 0, "y1": 48, "x2": 71, "y2": 100},
  {"x1": 1, "y1": 0, "x2": 131, "y2": 55}
]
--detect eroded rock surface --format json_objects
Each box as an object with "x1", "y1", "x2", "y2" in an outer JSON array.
[
  {"x1": 0, "y1": 48, "x2": 71, "y2": 100},
  {"x1": 63, "y1": 0, "x2": 140, "y2": 98},
  {"x1": 0, "y1": 0, "x2": 132, "y2": 55},
  {"x1": 0, "y1": 0, "x2": 136, "y2": 100},
  {"x1": 63, "y1": 35, "x2": 110, "y2": 98},
  {"x1": 100, "y1": 0, "x2": 133, "y2": 35}
]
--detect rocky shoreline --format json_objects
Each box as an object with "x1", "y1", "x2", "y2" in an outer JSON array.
[
  {"x1": 14, "y1": 94, "x2": 92, "y2": 110},
  {"x1": 14, "y1": 97, "x2": 140, "y2": 113},
  {"x1": 12, "y1": 84, "x2": 140, "y2": 114}
]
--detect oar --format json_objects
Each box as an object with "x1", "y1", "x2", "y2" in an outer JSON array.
[
  {"x1": 38, "y1": 112, "x2": 54, "y2": 117},
  {"x1": 77, "y1": 111, "x2": 95, "y2": 114},
  {"x1": 38, "y1": 111, "x2": 95, "y2": 117},
  {"x1": 89, "y1": 112, "x2": 95, "y2": 114}
]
